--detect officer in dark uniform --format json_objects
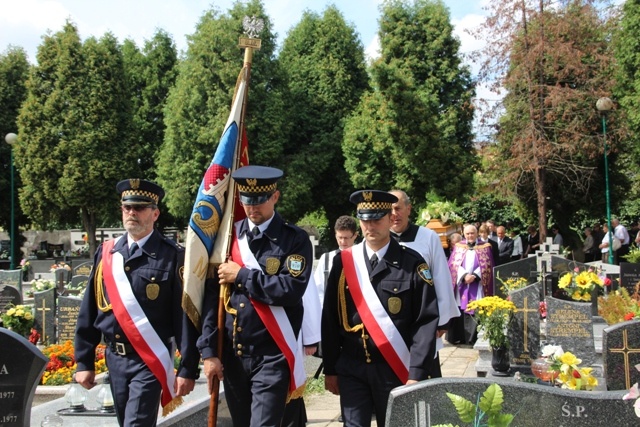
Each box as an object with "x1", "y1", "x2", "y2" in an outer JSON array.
[
  {"x1": 321, "y1": 190, "x2": 439, "y2": 427},
  {"x1": 75, "y1": 179, "x2": 200, "y2": 427},
  {"x1": 197, "y1": 165, "x2": 313, "y2": 427}
]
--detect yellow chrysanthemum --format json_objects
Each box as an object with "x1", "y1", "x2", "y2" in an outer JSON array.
[{"x1": 6, "y1": 308, "x2": 15, "y2": 316}]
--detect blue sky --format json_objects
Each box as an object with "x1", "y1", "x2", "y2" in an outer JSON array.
[{"x1": 0, "y1": 0, "x2": 488, "y2": 63}]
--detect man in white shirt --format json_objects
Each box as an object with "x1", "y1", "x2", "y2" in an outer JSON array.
[
  {"x1": 389, "y1": 189, "x2": 459, "y2": 375},
  {"x1": 613, "y1": 217, "x2": 630, "y2": 264},
  {"x1": 314, "y1": 215, "x2": 359, "y2": 304}
]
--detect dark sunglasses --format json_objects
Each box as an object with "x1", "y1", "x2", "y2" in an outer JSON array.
[{"x1": 121, "y1": 205, "x2": 154, "y2": 212}]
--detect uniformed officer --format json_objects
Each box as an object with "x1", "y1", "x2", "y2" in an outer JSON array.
[
  {"x1": 75, "y1": 179, "x2": 200, "y2": 427},
  {"x1": 321, "y1": 190, "x2": 440, "y2": 427},
  {"x1": 197, "y1": 165, "x2": 313, "y2": 427}
]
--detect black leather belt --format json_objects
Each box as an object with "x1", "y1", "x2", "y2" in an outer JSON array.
[{"x1": 108, "y1": 341, "x2": 135, "y2": 356}]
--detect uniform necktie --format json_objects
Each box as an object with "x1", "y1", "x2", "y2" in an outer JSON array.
[
  {"x1": 130, "y1": 242, "x2": 139, "y2": 256},
  {"x1": 370, "y1": 253, "x2": 378, "y2": 270},
  {"x1": 248, "y1": 226, "x2": 260, "y2": 242}
]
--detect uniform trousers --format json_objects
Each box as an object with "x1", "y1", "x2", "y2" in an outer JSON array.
[
  {"x1": 106, "y1": 349, "x2": 162, "y2": 427},
  {"x1": 222, "y1": 348, "x2": 290, "y2": 427},
  {"x1": 335, "y1": 354, "x2": 402, "y2": 427}
]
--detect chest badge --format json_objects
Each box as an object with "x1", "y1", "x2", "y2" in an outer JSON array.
[
  {"x1": 388, "y1": 297, "x2": 402, "y2": 314},
  {"x1": 286, "y1": 254, "x2": 306, "y2": 277},
  {"x1": 146, "y1": 283, "x2": 160, "y2": 300},
  {"x1": 266, "y1": 258, "x2": 280, "y2": 275}
]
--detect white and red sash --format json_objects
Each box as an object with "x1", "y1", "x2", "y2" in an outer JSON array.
[
  {"x1": 230, "y1": 229, "x2": 306, "y2": 392},
  {"x1": 341, "y1": 245, "x2": 410, "y2": 383},
  {"x1": 101, "y1": 238, "x2": 180, "y2": 412}
]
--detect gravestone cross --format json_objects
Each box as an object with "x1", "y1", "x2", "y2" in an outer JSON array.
[
  {"x1": 96, "y1": 229, "x2": 109, "y2": 243},
  {"x1": 508, "y1": 282, "x2": 542, "y2": 373},
  {"x1": 37, "y1": 299, "x2": 51, "y2": 343},
  {"x1": 603, "y1": 320, "x2": 640, "y2": 391},
  {"x1": 34, "y1": 289, "x2": 56, "y2": 345}
]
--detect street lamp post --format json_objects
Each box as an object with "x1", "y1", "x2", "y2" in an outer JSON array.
[
  {"x1": 5, "y1": 132, "x2": 17, "y2": 270},
  {"x1": 596, "y1": 97, "x2": 614, "y2": 264}
]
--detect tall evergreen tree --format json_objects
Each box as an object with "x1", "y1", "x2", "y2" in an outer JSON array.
[
  {"x1": 277, "y1": 6, "x2": 369, "y2": 224},
  {"x1": 343, "y1": 0, "x2": 476, "y2": 210},
  {"x1": 158, "y1": 0, "x2": 287, "y2": 221},
  {"x1": 15, "y1": 22, "x2": 132, "y2": 256},
  {"x1": 0, "y1": 46, "x2": 30, "y2": 261}
]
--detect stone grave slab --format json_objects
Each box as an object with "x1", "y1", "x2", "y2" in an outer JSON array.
[
  {"x1": 56, "y1": 296, "x2": 82, "y2": 344},
  {"x1": 619, "y1": 262, "x2": 640, "y2": 294},
  {"x1": 508, "y1": 282, "x2": 542, "y2": 373},
  {"x1": 0, "y1": 328, "x2": 48, "y2": 427},
  {"x1": 603, "y1": 319, "x2": 640, "y2": 391},
  {"x1": 0, "y1": 284, "x2": 22, "y2": 316},
  {"x1": 0, "y1": 269, "x2": 23, "y2": 296},
  {"x1": 385, "y1": 378, "x2": 636, "y2": 427},
  {"x1": 493, "y1": 256, "x2": 537, "y2": 299},
  {"x1": 34, "y1": 288, "x2": 56, "y2": 345},
  {"x1": 53, "y1": 268, "x2": 71, "y2": 294},
  {"x1": 546, "y1": 296, "x2": 596, "y2": 366},
  {"x1": 72, "y1": 261, "x2": 94, "y2": 277}
]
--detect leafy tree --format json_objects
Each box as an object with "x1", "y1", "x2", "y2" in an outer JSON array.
[
  {"x1": 343, "y1": 0, "x2": 476, "y2": 210},
  {"x1": 158, "y1": 0, "x2": 288, "y2": 221},
  {"x1": 277, "y1": 6, "x2": 369, "y2": 224},
  {"x1": 473, "y1": 0, "x2": 619, "y2": 243},
  {"x1": 0, "y1": 46, "x2": 30, "y2": 261},
  {"x1": 614, "y1": 0, "x2": 640, "y2": 221},
  {"x1": 15, "y1": 22, "x2": 133, "y2": 256}
]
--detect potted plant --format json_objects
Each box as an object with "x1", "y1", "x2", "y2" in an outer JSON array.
[
  {"x1": 416, "y1": 196, "x2": 463, "y2": 249},
  {"x1": 1, "y1": 304, "x2": 35, "y2": 337},
  {"x1": 557, "y1": 267, "x2": 603, "y2": 307},
  {"x1": 465, "y1": 296, "x2": 517, "y2": 375}
]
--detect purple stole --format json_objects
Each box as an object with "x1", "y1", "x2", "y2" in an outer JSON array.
[{"x1": 448, "y1": 240, "x2": 494, "y2": 311}]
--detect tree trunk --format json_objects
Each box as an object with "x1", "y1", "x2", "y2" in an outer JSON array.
[{"x1": 81, "y1": 207, "x2": 98, "y2": 259}]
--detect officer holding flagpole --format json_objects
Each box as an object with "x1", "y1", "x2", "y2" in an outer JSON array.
[{"x1": 198, "y1": 165, "x2": 313, "y2": 427}]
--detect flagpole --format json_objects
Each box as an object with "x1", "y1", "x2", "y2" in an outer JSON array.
[{"x1": 208, "y1": 16, "x2": 263, "y2": 427}]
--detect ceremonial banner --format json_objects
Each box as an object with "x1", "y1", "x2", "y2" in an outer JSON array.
[{"x1": 182, "y1": 68, "x2": 249, "y2": 329}]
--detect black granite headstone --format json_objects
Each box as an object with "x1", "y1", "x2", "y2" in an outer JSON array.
[
  {"x1": 619, "y1": 262, "x2": 640, "y2": 294},
  {"x1": 72, "y1": 261, "x2": 94, "y2": 277},
  {"x1": 0, "y1": 285, "x2": 22, "y2": 316},
  {"x1": 603, "y1": 320, "x2": 640, "y2": 391},
  {"x1": 546, "y1": 296, "x2": 596, "y2": 366},
  {"x1": 493, "y1": 256, "x2": 537, "y2": 299},
  {"x1": 56, "y1": 296, "x2": 82, "y2": 344},
  {"x1": 34, "y1": 288, "x2": 56, "y2": 345},
  {"x1": 0, "y1": 269, "x2": 23, "y2": 296},
  {"x1": 385, "y1": 378, "x2": 636, "y2": 427},
  {"x1": 0, "y1": 327, "x2": 48, "y2": 427},
  {"x1": 508, "y1": 282, "x2": 542, "y2": 373}
]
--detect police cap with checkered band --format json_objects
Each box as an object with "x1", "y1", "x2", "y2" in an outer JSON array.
[
  {"x1": 350, "y1": 190, "x2": 398, "y2": 220},
  {"x1": 232, "y1": 165, "x2": 283, "y2": 206},
  {"x1": 116, "y1": 179, "x2": 164, "y2": 206}
]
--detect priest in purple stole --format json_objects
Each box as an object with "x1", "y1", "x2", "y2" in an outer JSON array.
[{"x1": 446, "y1": 224, "x2": 494, "y2": 345}]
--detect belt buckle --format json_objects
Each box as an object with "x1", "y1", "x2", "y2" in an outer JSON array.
[{"x1": 115, "y1": 342, "x2": 126, "y2": 356}]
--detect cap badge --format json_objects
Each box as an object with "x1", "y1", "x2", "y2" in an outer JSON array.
[
  {"x1": 130, "y1": 179, "x2": 140, "y2": 189},
  {"x1": 363, "y1": 191, "x2": 373, "y2": 201},
  {"x1": 246, "y1": 178, "x2": 258, "y2": 187}
]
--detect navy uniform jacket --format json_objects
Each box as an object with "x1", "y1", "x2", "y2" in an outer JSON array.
[
  {"x1": 321, "y1": 238, "x2": 439, "y2": 381},
  {"x1": 75, "y1": 229, "x2": 200, "y2": 379},
  {"x1": 198, "y1": 212, "x2": 312, "y2": 359}
]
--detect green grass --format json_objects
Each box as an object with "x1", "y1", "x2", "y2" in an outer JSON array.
[{"x1": 305, "y1": 374, "x2": 326, "y2": 395}]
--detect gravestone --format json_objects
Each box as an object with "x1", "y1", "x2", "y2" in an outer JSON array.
[
  {"x1": 34, "y1": 288, "x2": 56, "y2": 345},
  {"x1": 0, "y1": 269, "x2": 23, "y2": 296},
  {"x1": 0, "y1": 328, "x2": 48, "y2": 427},
  {"x1": 68, "y1": 274, "x2": 89, "y2": 294},
  {"x1": 493, "y1": 256, "x2": 537, "y2": 299},
  {"x1": 0, "y1": 285, "x2": 22, "y2": 316},
  {"x1": 508, "y1": 282, "x2": 542, "y2": 373},
  {"x1": 56, "y1": 296, "x2": 82, "y2": 344},
  {"x1": 546, "y1": 296, "x2": 596, "y2": 366},
  {"x1": 385, "y1": 378, "x2": 636, "y2": 427},
  {"x1": 72, "y1": 261, "x2": 94, "y2": 277},
  {"x1": 619, "y1": 262, "x2": 640, "y2": 294},
  {"x1": 53, "y1": 268, "x2": 71, "y2": 294},
  {"x1": 602, "y1": 320, "x2": 640, "y2": 391},
  {"x1": 550, "y1": 258, "x2": 601, "y2": 315}
]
